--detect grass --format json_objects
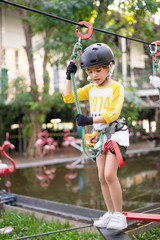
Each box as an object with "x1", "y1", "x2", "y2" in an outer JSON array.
[
  {"x1": 131, "y1": 227, "x2": 160, "y2": 240},
  {"x1": 0, "y1": 210, "x2": 103, "y2": 240},
  {"x1": 0, "y1": 210, "x2": 160, "y2": 239}
]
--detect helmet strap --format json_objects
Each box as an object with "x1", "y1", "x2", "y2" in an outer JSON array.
[{"x1": 105, "y1": 63, "x2": 115, "y2": 80}]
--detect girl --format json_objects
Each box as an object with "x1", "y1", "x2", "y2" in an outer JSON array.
[{"x1": 63, "y1": 43, "x2": 129, "y2": 230}]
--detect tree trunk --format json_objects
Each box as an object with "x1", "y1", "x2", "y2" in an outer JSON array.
[
  {"x1": 27, "y1": 112, "x2": 42, "y2": 157},
  {"x1": 23, "y1": 21, "x2": 38, "y2": 101},
  {"x1": 17, "y1": 5, "x2": 39, "y2": 156},
  {"x1": 42, "y1": 31, "x2": 51, "y2": 94}
]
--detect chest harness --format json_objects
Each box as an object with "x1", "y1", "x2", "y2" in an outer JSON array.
[{"x1": 70, "y1": 22, "x2": 128, "y2": 167}]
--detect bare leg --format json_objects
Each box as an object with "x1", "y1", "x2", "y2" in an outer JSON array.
[
  {"x1": 96, "y1": 154, "x2": 114, "y2": 212},
  {"x1": 104, "y1": 151, "x2": 122, "y2": 212}
]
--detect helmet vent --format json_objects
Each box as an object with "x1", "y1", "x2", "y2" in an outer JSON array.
[
  {"x1": 90, "y1": 59, "x2": 97, "y2": 63},
  {"x1": 92, "y1": 48, "x2": 98, "y2": 50}
]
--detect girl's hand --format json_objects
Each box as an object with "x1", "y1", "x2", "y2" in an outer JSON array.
[
  {"x1": 66, "y1": 61, "x2": 77, "y2": 80},
  {"x1": 76, "y1": 114, "x2": 93, "y2": 126}
]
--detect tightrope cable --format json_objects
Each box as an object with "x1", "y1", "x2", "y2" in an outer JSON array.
[
  {"x1": 11, "y1": 224, "x2": 93, "y2": 240},
  {"x1": 0, "y1": 0, "x2": 151, "y2": 45}
]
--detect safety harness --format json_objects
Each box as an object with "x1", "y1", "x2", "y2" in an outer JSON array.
[
  {"x1": 70, "y1": 22, "x2": 128, "y2": 167},
  {"x1": 88, "y1": 116, "x2": 128, "y2": 166}
]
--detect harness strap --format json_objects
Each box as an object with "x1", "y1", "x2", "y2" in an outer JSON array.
[
  {"x1": 102, "y1": 140, "x2": 114, "y2": 154},
  {"x1": 103, "y1": 140, "x2": 124, "y2": 167},
  {"x1": 109, "y1": 116, "x2": 128, "y2": 132}
]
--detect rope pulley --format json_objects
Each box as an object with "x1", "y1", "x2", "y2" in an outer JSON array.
[{"x1": 76, "y1": 21, "x2": 93, "y2": 40}]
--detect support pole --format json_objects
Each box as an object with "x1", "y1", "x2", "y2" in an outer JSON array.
[
  {"x1": 121, "y1": 34, "x2": 127, "y2": 87},
  {"x1": 123, "y1": 211, "x2": 160, "y2": 222},
  {"x1": 96, "y1": 227, "x2": 131, "y2": 240}
]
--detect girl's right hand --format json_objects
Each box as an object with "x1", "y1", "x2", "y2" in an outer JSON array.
[{"x1": 66, "y1": 61, "x2": 77, "y2": 80}]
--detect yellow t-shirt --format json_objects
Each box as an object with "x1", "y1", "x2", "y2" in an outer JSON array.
[{"x1": 63, "y1": 81, "x2": 124, "y2": 131}]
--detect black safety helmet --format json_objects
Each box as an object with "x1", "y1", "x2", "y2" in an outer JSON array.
[{"x1": 80, "y1": 43, "x2": 115, "y2": 69}]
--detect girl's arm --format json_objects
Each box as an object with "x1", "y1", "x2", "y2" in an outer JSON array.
[
  {"x1": 63, "y1": 80, "x2": 72, "y2": 96},
  {"x1": 93, "y1": 116, "x2": 106, "y2": 124}
]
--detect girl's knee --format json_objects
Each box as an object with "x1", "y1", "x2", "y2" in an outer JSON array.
[
  {"x1": 98, "y1": 173, "x2": 106, "y2": 185},
  {"x1": 105, "y1": 172, "x2": 116, "y2": 184}
]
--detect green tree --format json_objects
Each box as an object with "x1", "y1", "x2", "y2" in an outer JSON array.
[
  {"x1": 1, "y1": 0, "x2": 96, "y2": 156},
  {"x1": 1, "y1": 0, "x2": 160, "y2": 154}
]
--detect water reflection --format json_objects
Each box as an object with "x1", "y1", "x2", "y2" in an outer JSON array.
[
  {"x1": 35, "y1": 165, "x2": 56, "y2": 187},
  {"x1": 64, "y1": 168, "x2": 78, "y2": 187},
  {"x1": 121, "y1": 170, "x2": 158, "y2": 188},
  {"x1": 0, "y1": 152, "x2": 160, "y2": 212}
]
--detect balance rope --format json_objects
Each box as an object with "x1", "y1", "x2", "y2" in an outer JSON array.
[
  {"x1": 0, "y1": 0, "x2": 151, "y2": 45},
  {"x1": 11, "y1": 224, "x2": 93, "y2": 240}
]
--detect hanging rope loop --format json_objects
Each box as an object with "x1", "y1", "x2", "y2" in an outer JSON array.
[
  {"x1": 70, "y1": 23, "x2": 103, "y2": 159},
  {"x1": 71, "y1": 41, "x2": 82, "y2": 63}
]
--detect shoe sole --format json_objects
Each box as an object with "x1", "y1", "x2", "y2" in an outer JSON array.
[
  {"x1": 107, "y1": 224, "x2": 128, "y2": 230},
  {"x1": 93, "y1": 224, "x2": 108, "y2": 228}
]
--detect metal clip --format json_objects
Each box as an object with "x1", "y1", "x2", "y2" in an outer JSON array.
[{"x1": 150, "y1": 41, "x2": 158, "y2": 55}]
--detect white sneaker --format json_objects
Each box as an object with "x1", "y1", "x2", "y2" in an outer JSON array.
[
  {"x1": 107, "y1": 212, "x2": 127, "y2": 230},
  {"x1": 93, "y1": 212, "x2": 112, "y2": 228}
]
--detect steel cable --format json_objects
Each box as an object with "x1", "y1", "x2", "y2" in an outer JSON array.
[
  {"x1": 11, "y1": 224, "x2": 93, "y2": 240},
  {"x1": 0, "y1": 0, "x2": 151, "y2": 45}
]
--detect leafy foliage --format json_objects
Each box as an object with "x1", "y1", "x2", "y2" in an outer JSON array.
[
  {"x1": 132, "y1": 227, "x2": 160, "y2": 240},
  {"x1": 0, "y1": 210, "x2": 160, "y2": 239},
  {"x1": 1, "y1": 0, "x2": 160, "y2": 149},
  {"x1": 0, "y1": 211, "x2": 103, "y2": 240},
  {"x1": 122, "y1": 87, "x2": 144, "y2": 124}
]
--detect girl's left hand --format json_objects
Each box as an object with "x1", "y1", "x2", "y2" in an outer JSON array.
[{"x1": 75, "y1": 114, "x2": 93, "y2": 126}]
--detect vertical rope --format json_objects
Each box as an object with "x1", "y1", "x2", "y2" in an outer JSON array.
[
  {"x1": 70, "y1": 42, "x2": 103, "y2": 159},
  {"x1": 150, "y1": 43, "x2": 160, "y2": 103}
]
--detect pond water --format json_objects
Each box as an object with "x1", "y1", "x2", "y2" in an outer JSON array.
[{"x1": 0, "y1": 152, "x2": 160, "y2": 212}]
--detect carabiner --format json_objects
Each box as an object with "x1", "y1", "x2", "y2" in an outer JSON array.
[
  {"x1": 76, "y1": 21, "x2": 93, "y2": 40},
  {"x1": 150, "y1": 42, "x2": 157, "y2": 55}
]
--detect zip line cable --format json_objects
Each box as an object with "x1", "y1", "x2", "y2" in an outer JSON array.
[
  {"x1": 11, "y1": 224, "x2": 93, "y2": 240},
  {"x1": 0, "y1": 0, "x2": 151, "y2": 45}
]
